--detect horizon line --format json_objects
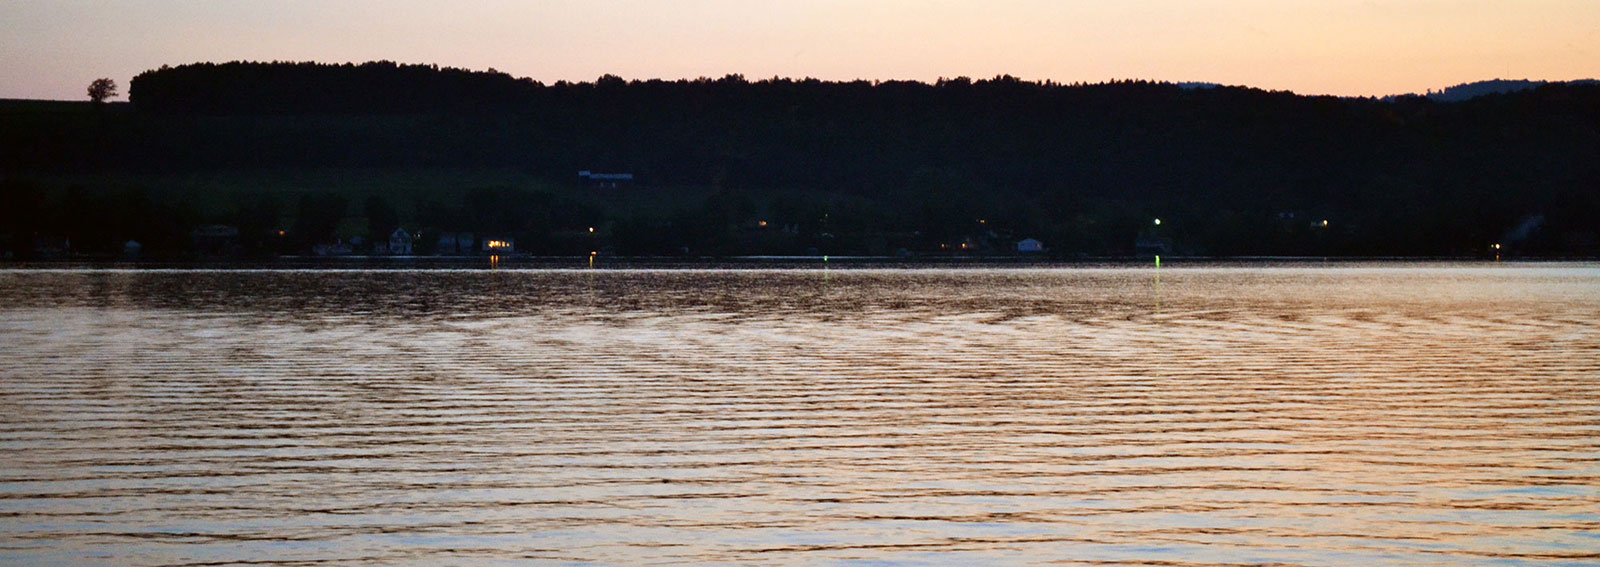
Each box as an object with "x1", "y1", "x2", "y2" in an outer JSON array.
[{"x1": 16, "y1": 60, "x2": 1600, "y2": 102}]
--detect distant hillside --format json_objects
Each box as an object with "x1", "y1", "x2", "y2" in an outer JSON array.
[
  {"x1": 3, "y1": 61, "x2": 1599, "y2": 258},
  {"x1": 1398, "y1": 79, "x2": 1600, "y2": 102}
]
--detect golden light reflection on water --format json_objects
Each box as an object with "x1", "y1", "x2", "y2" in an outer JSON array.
[{"x1": 0, "y1": 265, "x2": 1597, "y2": 566}]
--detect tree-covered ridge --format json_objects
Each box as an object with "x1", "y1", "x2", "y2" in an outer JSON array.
[
  {"x1": 2, "y1": 61, "x2": 1597, "y2": 259},
  {"x1": 1411, "y1": 78, "x2": 1600, "y2": 102},
  {"x1": 129, "y1": 61, "x2": 539, "y2": 115}
]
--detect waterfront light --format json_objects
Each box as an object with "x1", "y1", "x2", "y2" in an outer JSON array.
[{"x1": 1153, "y1": 218, "x2": 1162, "y2": 226}]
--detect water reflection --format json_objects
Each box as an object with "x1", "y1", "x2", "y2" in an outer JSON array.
[{"x1": 1, "y1": 265, "x2": 1598, "y2": 566}]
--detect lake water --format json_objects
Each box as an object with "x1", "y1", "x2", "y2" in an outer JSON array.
[{"x1": 1, "y1": 264, "x2": 1597, "y2": 566}]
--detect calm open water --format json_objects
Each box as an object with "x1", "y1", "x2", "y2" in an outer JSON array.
[{"x1": 1, "y1": 264, "x2": 1597, "y2": 566}]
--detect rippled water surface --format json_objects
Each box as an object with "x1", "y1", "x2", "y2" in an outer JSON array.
[{"x1": 2, "y1": 264, "x2": 1598, "y2": 566}]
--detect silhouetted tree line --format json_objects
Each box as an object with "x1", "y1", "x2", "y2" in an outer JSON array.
[
  {"x1": 128, "y1": 61, "x2": 537, "y2": 114},
  {"x1": 2, "y1": 61, "x2": 1597, "y2": 258}
]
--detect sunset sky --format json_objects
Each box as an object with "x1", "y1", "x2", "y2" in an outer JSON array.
[{"x1": 2, "y1": 0, "x2": 1595, "y2": 100}]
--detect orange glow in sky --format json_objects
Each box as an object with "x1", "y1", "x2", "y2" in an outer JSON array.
[{"x1": 2, "y1": 0, "x2": 1595, "y2": 99}]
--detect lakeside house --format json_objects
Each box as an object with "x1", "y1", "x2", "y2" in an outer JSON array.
[
  {"x1": 482, "y1": 237, "x2": 515, "y2": 253},
  {"x1": 31, "y1": 236, "x2": 70, "y2": 258},
  {"x1": 437, "y1": 232, "x2": 474, "y2": 255},
  {"x1": 578, "y1": 170, "x2": 635, "y2": 188},
  {"x1": 388, "y1": 228, "x2": 414, "y2": 255},
  {"x1": 311, "y1": 239, "x2": 353, "y2": 256},
  {"x1": 191, "y1": 225, "x2": 241, "y2": 256},
  {"x1": 1135, "y1": 236, "x2": 1172, "y2": 256}
]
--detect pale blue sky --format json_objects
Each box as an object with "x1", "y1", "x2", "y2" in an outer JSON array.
[{"x1": 2, "y1": 0, "x2": 1595, "y2": 100}]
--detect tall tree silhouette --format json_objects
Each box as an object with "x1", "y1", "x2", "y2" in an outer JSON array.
[{"x1": 87, "y1": 78, "x2": 118, "y2": 104}]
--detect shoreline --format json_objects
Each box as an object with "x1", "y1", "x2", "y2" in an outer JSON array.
[{"x1": 1, "y1": 255, "x2": 1593, "y2": 271}]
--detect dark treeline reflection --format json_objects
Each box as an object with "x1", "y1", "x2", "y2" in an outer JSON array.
[{"x1": 2, "y1": 61, "x2": 1598, "y2": 258}]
